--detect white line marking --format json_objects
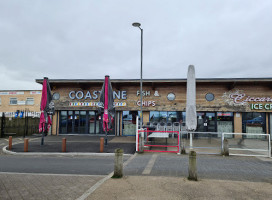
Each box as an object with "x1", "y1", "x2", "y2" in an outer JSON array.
[
  {"x1": 0, "y1": 172, "x2": 105, "y2": 177},
  {"x1": 76, "y1": 153, "x2": 138, "y2": 200},
  {"x1": 142, "y1": 154, "x2": 158, "y2": 175}
]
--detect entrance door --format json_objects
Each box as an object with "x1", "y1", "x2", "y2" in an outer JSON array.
[
  {"x1": 206, "y1": 112, "x2": 216, "y2": 132},
  {"x1": 67, "y1": 111, "x2": 73, "y2": 133},
  {"x1": 196, "y1": 112, "x2": 216, "y2": 132}
]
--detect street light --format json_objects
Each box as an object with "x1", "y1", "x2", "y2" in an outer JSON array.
[{"x1": 132, "y1": 22, "x2": 143, "y2": 129}]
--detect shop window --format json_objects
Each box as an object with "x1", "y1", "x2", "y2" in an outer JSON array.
[
  {"x1": 60, "y1": 111, "x2": 67, "y2": 134},
  {"x1": 26, "y1": 97, "x2": 34, "y2": 105},
  {"x1": 150, "y1": 111, "x2": 185, "y2": 125},
  {"x1": 122, "y1": 111, "x2": 139, "y2": 136},
  {"x1": 242, "y1": 113, "x2": 266, "y2": 134},
  {"x1": 217, "y1": 112, "x2": 233, "y2": 133},
  {"x1": 10, "y1": 98, "x2": 17, "y2": 105}
]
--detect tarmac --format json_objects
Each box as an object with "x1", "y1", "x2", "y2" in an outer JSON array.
[{"x1": 1, "y1": 135, "x2": 272, "y2": 200}]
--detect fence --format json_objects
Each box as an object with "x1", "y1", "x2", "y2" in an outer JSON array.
[
  {"x1": 180, "y1": 131, "x2": 223, "y2": 155},
  {"x1": 137, "y1": 129, "x2": 180, "y2": 153},
  {"x1": 135, "y1": 125, "x2": 271, "y2": 157},
  {"x1": 223, "y1": 133, "x2": 271, "y2": 157},
  {"x1": 0, "y1": 112, "x2": 40, "y2": 137}
]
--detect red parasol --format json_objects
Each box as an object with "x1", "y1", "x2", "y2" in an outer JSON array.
[
  {"x1": 99, "y1": 75, "x2": 115, "y2": 144},
  {"x1": 39, "y1": 77, "x2": 53, "y2": 144}
]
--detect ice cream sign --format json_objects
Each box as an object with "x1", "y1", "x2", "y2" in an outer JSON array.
[{"x1": 223, "y1": 90, "x2": 272, "y2": 110}]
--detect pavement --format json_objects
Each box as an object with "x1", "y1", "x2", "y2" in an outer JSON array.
[
  {"x1": 1, "y1": 136, "x2": 272, "y2": 200},
  {"x1": 1, "y1": 135, "x2": 136, "y2": 154}
]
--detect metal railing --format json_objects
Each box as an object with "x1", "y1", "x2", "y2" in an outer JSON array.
[{"x1": 223, "y1": 133, "x2": 271, "y2": 158}]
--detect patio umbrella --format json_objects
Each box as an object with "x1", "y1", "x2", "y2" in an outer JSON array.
[
  {"x1": 186, "y1": 65, "x2": 197, "y2": 149},
  {"x1": 39, "y1": 77, "x2": 53, "y2": 145},
  {"x1": 99, "y1": 75, "x2": 115, "y2": 145}
]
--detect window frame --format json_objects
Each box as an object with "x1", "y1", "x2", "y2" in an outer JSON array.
[
  {"x1": 9, "y1": 97, "x2": 18, "y2": 105},
  {"x1": 26, "y1": 97, "x2": 34, "y2": 105}
]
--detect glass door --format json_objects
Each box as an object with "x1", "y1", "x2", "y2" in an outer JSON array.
[
  {"x1": 206, "y1": 112, "x2": 216, "y2": 132},
  {"x1": 67, "y1": 111, "x2": 73, "y2": 133},
  {"x1": 79, "y1": 111, "x2": 87, "y2": 133},
  {"x1": 89, "y1": 111, "x2": 96, "y2": 134}
]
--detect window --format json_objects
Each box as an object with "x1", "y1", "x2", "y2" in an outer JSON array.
[
  {"x1": 26, "y1": 97, "x2": 34, "y2": 105},
  {"x1": 10, "y1": 98, "x2": 17, "y2": 105},
  {"x1": 242, "y1": 112, "x2": 266, "y2": 134}
]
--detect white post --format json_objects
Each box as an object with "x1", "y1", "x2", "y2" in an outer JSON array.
[
  {"x1": 136, "y1": 116, "x2": 139, "y2": 152},
  {"x1": 268, "y1": 134, "x2": 271, "y2": 158},
  {"x1": 190, "y1": 132, "x2": 193, "y2": 149}
]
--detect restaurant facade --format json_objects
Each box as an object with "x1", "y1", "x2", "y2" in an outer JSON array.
[{"x1": 36, "y1": 78, "x2": 272, "y2": 137}]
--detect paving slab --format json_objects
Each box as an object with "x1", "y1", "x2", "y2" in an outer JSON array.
[
  {"x1": 88, "y1": 176, "x2": 272, "y2": 200},
  {"x1": 0, "y1": 173, "x2": 105, "y2": 200}
]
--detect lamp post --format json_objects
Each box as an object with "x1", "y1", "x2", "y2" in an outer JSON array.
[{"x1": 132, "y1": 22, "x2": 143, "y2": 129}]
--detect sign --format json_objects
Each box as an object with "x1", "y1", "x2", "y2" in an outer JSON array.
[
  {"x1": 69, "y1": 90, "x2": 127, "y2": 100},
  {"x1": 0, "y1": 91, "x2": 24, "y2": 95},
  {"x1": 223, "y1": 90, "x2": 272, "y2": 108},
  {"x1": 30, "y1": 91, "x2": 41, "y2": 94},
  {"x1": 136, "y1": 100, "x2": 156, "y2": 107},
  {"x1": 250, "y1": 103, "x2": 272, "y2": 110},
  {"x1": 137, "y1": 90, "x2": 151, "y2": 96},
  {"x1": 69, "y1": 102, "x2": 127, "y2": 107}
]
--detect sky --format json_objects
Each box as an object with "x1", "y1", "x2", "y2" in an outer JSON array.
[{"x1": 0, "y1": 0, "x2": 272, "y2": 90}]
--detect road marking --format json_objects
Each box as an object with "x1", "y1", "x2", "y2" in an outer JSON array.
[
  {"x1": 0, "y1": 172, "x2": 105, "y2": 177},
  {"x1": 76, "y1": 153, "x2": 138, "y2": 200},
  {"x1": 142, "y1": 154, "x2": 158, "y2": 175}
]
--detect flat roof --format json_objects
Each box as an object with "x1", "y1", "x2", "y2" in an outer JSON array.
[{"x1": 36, "y1": 78, "x2": 272, "y2": 84}]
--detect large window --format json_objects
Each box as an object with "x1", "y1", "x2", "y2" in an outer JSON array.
[
  {"x1": 122, "y1": 111, "x2": 138, "y2": 136},
  {"x1": 26, "y1": 97, "x2": 34, "y2": 105},
  {"x1": 59, "y1": 110, "x2": 103, "y2": 134},
  {"x1": 150, "y1": 111, "x2": 185, "y2": 124},
  {"x1": 10, "y1": 98, "x2": 17, "y2": 105},
  {"x1": 217, "y1": 112, "x2": 233, "y2": 133},
  {"x1": 242, "y1": 112, "x2": 266, "y2": 134}
]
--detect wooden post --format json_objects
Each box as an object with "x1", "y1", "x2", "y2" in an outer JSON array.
[
  {"x1": 100, "y1": 137, "x2": 104, "y2": 153},
  {"x1": 112, "y1": 148, "x2": 123, "y2": 178},
  {"x1": 188, "y1": 150, "x2": 197, "y2": 181},
  {"x1": 8, "y1": 136, "x2": 12, "y2": 150},
  {"x1": 62, "y1": 138, "x2": 66, "y2": 152},
  {"x1": 24, "y1": 138, "x2": 29, "y2": 152}
]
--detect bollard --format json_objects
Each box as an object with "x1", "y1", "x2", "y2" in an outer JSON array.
[
  {"x1": 112, "y1": 148, "x2": 123, "y2": 178},
  {"x1": 24, "y1": 138, "x2": 29, "y2": 152},
  {"x1": 222, "y1": 139, "x2": 229, "y2": 156},
  {"x1": 100, "y1": 137, "x2": 104, "y2": 153},
  {"x1": 188, "y1": 151, "x2": 197, "y2": 181},
  {"x1": 181, "y1": 140, "x2": 186, "y2": 154},
  {"x1": 138, "y1": 130, "x2": 144, "y2": 153},
  {"x1": 9, "y1": 136, "x2": 12, "y2": 150},
  {"x1": 62, "y1": 138, "x2": 66, "y2": 152}
]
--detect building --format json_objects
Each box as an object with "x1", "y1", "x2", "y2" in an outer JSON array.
[
  {"x1": 0, "y1": 90, "x2": 42, "y2": 136},
  {"x1": 0, "y1": 90, "x2": 42, "y2": 118},
  {"x1": 35, "y1": 78, "x2": 272, "y2": 137}
]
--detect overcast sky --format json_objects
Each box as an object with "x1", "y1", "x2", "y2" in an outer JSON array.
[{"x1": 0, "y1": 0, "x2": 272, "y2": 90}]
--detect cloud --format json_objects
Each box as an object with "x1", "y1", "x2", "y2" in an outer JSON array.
[{"x1": 0, "y1": 0, "x2": 272, "y2": 89}]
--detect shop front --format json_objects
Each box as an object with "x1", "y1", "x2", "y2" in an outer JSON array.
[{"x1": 35, "y1": 78, "x2": 272, "y2": 137}]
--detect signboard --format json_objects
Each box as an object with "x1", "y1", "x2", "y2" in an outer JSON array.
[
  {"x1": 0, "y1": 91, "x2": 24, "y2": 95},
  {"x1": 69, "y1": 102, "x2": 127, "y2": 107},
  {"x1": 30, "y1": 91, "x2": 41, "y2": 94},
  {"x1": 69, "y1": 90, "x2": 127, "y2": 100},
  {"x1": 223, "y1": 90, "x2": 272, "y2": 110}
]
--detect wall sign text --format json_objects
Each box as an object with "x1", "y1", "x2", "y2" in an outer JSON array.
[{"x1": 69, "y1": 90, "x2": 127, "y2": 100}]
